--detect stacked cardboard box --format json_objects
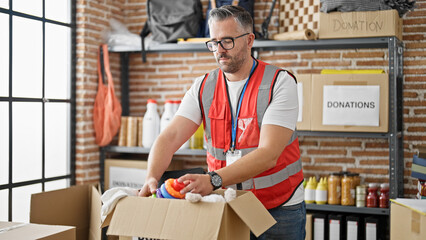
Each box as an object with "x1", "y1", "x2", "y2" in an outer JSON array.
[
  {"x1": 319, "y1": 10, "x2": 402, "y2": 40},
  {"x1": 0, "y1": 221, "x2": 76, "y2": 240},
  {"x1": 30, "y1": 184, "x2": 102, "y2": 240},
  {"x1": 278, "y1": 0, "x2": 402, "y2": 40},
  {"x1": 104, "y1": 158, "x2": 184, "y2": 190},
  {"x1": 296, "y1": 73, "x2": 388, "y2": 132},
  {"x1": 390, "y1": 199, "x2": 426, "y2": 240}
]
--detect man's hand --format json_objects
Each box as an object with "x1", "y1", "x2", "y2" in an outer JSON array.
[
  {"x1": 138, "y1": 177, "x2": 158, "y2": 197},
  {"x1": 178, "y1": 174, "x2": 213, "y2": 196}
]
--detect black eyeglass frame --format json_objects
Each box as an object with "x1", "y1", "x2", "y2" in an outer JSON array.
[{"x1": 205, "y1": 33, "x2": 250, "y2": 52}]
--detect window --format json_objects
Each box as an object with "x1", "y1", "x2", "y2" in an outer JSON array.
[{"x1": 0, "y1": 0, "x2": 75, "y2": 222}]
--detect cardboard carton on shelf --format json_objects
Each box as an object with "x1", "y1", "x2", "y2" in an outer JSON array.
[
  {"x1": 30, "y1": 184, "x2": 102, "y2": 240},
  {"x1": 390, "y1": 199, "x2": 426, "y2": 240},
  {"x1": 0, "y1": 221, "x2": 76, "y2": 240},
  {"x1": 104, "y1": 158, "x2": 184, "y2": 190},
  {"x1": 319, "y1": 10, "x2": 402, "y2": 40},
  {"x1": 311, "y1": 73, "x2": 389, "y2": 132},
  {"x1": 102, "y1": 189, "x2": 276, "y2": 240},
  {"x1": 296, "y1": 74, "x2": 312, "y2": 131}
]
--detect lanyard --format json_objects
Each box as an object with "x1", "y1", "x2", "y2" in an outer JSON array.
[{"x1": 230, "y1": 59, "x2": 256, "y2": 152}]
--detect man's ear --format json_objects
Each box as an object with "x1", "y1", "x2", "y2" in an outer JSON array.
[{"x1": 247, "y1": 32, "x2": 255, "y2": 49}]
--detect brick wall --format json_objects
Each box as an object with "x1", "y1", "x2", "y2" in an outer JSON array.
[
  {"x1": 76, "y1": 0, "x2": 426, "y2": 196},
  {"x1": 76, "y1": 0, "x2": 124, "y2": 184}
]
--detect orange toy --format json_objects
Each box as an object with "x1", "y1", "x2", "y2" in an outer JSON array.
[{"x1": 165, "y1": 179, "x2": 186, "y2": 199}]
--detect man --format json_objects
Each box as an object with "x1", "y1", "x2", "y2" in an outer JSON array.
[{"x1": 139, "y1": 5, "x2": 305, "y2": 239}]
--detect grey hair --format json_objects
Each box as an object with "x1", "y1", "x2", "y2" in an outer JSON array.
[{"x1": 208, "y1": 5, "x2": 253, "y2": 33}]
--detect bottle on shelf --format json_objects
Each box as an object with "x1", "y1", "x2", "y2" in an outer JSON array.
[
  {"x1": 172, "y1": 99, "x2": 189, "y2": 150},
  {"x1": 315, "y1": 177, "x2": 327, "y2": 205},
  {"x1": 379, "y1": 183, "x2": 389, "y2": 208},
  {"x1": 172, "y1": 100, "x2": 181, "y2": 114},
  {"x1": 305, "y1": 176, "x2": 317, "y2": 204},
  {"x1": 160, "y1": 99, "x2": 174, "y2": 132},
  {"x1": 366, "y1": 183, "x2": 379, "y2": 208},
  {"x1": 190, "y1": 123, "x2": 204, "y2": 149},
  {"x1": 142, "y1": 99, "x2": 160, "y2": 148},
  {"x1": 328, "y1": 172, "x2": 341, "y2": 205},
  {"x1": 341, "y1": 173, "x2": 354, "y2": 206}
]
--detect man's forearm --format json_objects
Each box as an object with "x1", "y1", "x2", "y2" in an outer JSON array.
[
  {"x1": 145, "y1": 133, "x2": 178, "y2": 181},
  {"x1": 215, "y1": 146, "x2": 279, "y2": 187},
  {"x1": 145, "y1": 116, "x2": 200, "y2": 182},
  {"x1": 216, "y1": 125, "x2": 293, "y2": 187}
]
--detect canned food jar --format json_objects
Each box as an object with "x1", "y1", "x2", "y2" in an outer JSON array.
[
  {"x1": 356, "y1": 185, "x2": 367, "y2": 207},
  {"x1": 341, "y1": 174, "x2": 354, "y2": 206},
  {"x1": 351, "y1": 173, "x2": 361, "y2": 188},
  {"x1": 366, "y1": 183, "x2": 379, "y2": 208},
  {"x1": 379, "y1": 183, "x2": 389, "y2": 208},
  {"x1": 328, "y1": 173, "x2": 341, "y2": 205}
]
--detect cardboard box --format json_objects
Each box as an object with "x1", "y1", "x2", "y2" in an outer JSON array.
[
  {"x1": 30, "y1": 184, "x2": 102, "y2": 240},
  {"x1": 311, "y1": 74, "x2": 389, "y2": 132},
  {"x1": 296, "y1": 74, "x2": 312, "y2": 131},
  {"x1": 319, "y1": 10, "x2": 402, "y2": 40},
  {"x1": 102, "y1": 190, "x2": 276, "y2": 240},
  {"x1": 0, "y1": 221, "x2": 75, "y2": 240},
  {"x1": 105, "y1": 159, "x2": 184, "y2": 190},
  {"x1": 390, "y1": 199, "x2": 426, "y2": 240}
]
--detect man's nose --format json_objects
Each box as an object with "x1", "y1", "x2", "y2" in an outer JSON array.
[{"x1": 217, "y1": 42, "x2": 227, "y2": 53}]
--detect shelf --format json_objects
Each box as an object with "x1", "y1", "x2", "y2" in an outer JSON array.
[
  {"x1": 296, "y1": 131, "x2": 402, "y2": 139},
  {"x1": 108, "y1": 37, "x2": 395, "y2": 53},
  {"x1": 306, "y1": 203, "x2": 389, "y2": 215},
  {"x1": 102, "y1": 145, "x2": 207, "y2": 156}
]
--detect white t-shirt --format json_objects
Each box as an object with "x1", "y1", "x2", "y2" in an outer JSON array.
[{"x1": 176, "y1": 69, "x2": 304, "y2": 206}]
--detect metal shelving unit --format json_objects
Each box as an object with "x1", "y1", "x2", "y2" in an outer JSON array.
[
  {"x1": 101, "y1": 37, "x2": 404, "y2": 213},
  {"x1": 102, "y1": 145, "x2": 206, "y2": 156},
  {"x1": 306, "y1": 203, "x2": 389, "y2": 215}
]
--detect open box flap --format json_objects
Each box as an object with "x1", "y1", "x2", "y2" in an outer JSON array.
[
  {"x1": 105, "y1": 196, "x2": 226, "y2": 240},
  {"x1": 227, "y1": 191, "x2": 276, "y2": 237}
]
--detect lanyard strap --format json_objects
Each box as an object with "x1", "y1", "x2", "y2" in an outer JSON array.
[{"x1": 230, "y1": 59, "x2": 256, "y2": 152}]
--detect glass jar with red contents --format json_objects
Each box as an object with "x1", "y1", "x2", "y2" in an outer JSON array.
[
  {"x1": 379, "y1": 183, "x2": 389, "y2": 208},
  {"x1": 366, "y1": 183, "x2": 379, "y2": 208}
]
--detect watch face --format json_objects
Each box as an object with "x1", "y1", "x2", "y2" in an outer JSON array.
[{"x1": 212, "y1": 174, "x2": 222, "y2": 187}]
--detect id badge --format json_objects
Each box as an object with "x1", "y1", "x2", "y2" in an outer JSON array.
[{"x1": 226, "y1": 150, "x2": 242, "y2": 166}]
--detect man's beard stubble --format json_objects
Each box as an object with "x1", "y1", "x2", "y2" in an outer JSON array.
[{"x1": 216, "y1": 49, "x2": 246, "y2": 74}]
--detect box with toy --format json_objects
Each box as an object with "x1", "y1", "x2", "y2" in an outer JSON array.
[{"x1": 101, "y1": 187, "x2": 276, "y2": 240}]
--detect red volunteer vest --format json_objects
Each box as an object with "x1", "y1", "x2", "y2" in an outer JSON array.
[{"x1": 199, "y1": 59, "x2": 304, "y2": 209}]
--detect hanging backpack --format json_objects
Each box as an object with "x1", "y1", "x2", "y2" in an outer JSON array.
[
  {"x1": 140, "y1": 0, "x2": 203, "y2": 61},
  {"x1": 93, "y1": 44, "x2": 122, "y2": 147}
]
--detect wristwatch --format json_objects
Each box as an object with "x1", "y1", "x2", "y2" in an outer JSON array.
[{"x1": 208, "y1": 171, "x2": 222, "y2": 190}]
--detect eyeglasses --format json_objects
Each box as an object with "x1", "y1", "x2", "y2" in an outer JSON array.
[{"x1": 205, "y1": 33, "x2": 250, "y2": 52}]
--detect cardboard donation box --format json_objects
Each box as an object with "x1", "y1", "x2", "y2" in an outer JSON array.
[
  {"x1": 102, "y1": 190, "x2": 276, "y2": 240},
  {"x1": 390, "y1": 199, "x2": 426, "y2": 240},
  {"x1": 30, "y1": 184, "x2": 102, "y2": 240},
  {"x1": 311, "y1": 74, "x2": 389, "y2": 132},
  {"x1": 0, "y1": 221, "x2": 75, "y2": 240},
  {"x1": 105, "y1": 159, "x2": 148, "y2": 190},
  {"x1": 296, "y1": 74, "x2": 312, "y2": 131},
  {"x1": 105, "y1": 159, "x2": 184, "y2": 190},
  {"x1": 319, "y1": 10, "x2": 402, "y2": 40}
]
